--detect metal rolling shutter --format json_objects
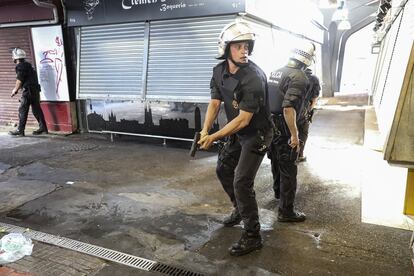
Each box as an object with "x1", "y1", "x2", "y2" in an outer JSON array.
[
  {"x1": 146, "y1": 15, "x2": 235, "y2": 102},
  {"x1": 78, "y1": 22, "x2": 146, "y2": 99},
  {"x1": 0, "y1": 27, "x2": 37, "y2": 127}
]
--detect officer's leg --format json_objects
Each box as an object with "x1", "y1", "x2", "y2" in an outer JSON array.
[
  {"x1": 30, "y1": 93, "x2": 48, "y2": 132},
  {"x1": 216, "y1": 138, "x2": 241, "y2": 226},
  {"x1": 298, "y1": 120, "x2": 310, "y2": 159},
  {"x1": 18, "y1": 96, "x2": 30, "y2": 133},
  {"x1": 268, "y1": 137, "x2": 281, "y2": 199},
  {"x1": 278, "y1": 152, "x2": 297, "y2": 215},
  {"x1": 277, "y1": 139, "x2": 305, "y2": 222},
  {"x1": 229, "y1": 130, "x2": 272, "y2": 256},
  {"x1": 234, "y1": 131, "x2": 272, "y2": 234}
]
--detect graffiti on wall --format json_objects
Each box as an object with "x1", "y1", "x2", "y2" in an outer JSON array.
[{"x1": 31, "y1": 26, "x2": 69, "y2": 102}]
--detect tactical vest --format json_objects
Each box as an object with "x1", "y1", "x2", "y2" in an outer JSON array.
[
  {"x1": 268, "y1": 66, "x2": 307, "y2": 115},
  {"x1": 212, "y1": 61, "x2": 271, "y2": 134}
]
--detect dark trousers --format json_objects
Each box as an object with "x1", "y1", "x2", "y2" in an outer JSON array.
[
  {"x1": 18, "y1": 92, "x2": 47, "y2": 132},
  {"x1": 268, "y1": 135, "x2": 298, "y2": 216},
  {"x1": 298, "y1": 119, "x2": 310, "y2": 157},
  {"x1": 216, "y1": 129, "x2": 272, "y2": 234}
]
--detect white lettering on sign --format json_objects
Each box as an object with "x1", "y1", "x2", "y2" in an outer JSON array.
[
  {"x1": 160, "y1": 2, "x2": 186, "y2": 12},
  {"x1": 232, "y1": 1, "x2": 242, "y2": 9},
  {"x1": 122, "y1": 0, "x2": 159, "y2": 10}
]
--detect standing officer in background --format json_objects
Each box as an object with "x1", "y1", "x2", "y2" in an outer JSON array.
[
  {"x1": 268, "y1": 41, "x2": 315, "y2": 222},
  {"x1": 9, "y1": 48, "x2": 48, "y2": 137},
  {"x1": 198, "y1": 21, "x2": 272, "y2": 256},
  {"x1": 297, "y1": 68, "x2": 321, "y2": 162}
]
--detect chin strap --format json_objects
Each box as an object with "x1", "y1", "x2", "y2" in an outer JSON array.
[{"x1": 229, "y1": 56, "x2": 249, "y2": 68}]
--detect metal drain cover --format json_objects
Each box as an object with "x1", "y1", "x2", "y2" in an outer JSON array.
[{"x1": 0, "y1": 222, "x2": 204, "y2": 276}]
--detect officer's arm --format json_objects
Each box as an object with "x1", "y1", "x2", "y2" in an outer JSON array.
[
  {"x1": 282, "y1": 75, "x2": 307, "y2": 150},
  {"x1": 212, "y1": 110, "x2": 252, "y2": 140},
  {"x1": 199, "y1": 110, "x2": 253, "y2": 150},
  {"x1": 310, "y1": 77, "x2": 321, "y2": 109},
  {"x1": 283, "y1": 107, "x2": 299, "y2": 144},
  {"x1": 11, "y1": 80, "x2": 22, "y2": 97},
  {"x1": 201, "y1": 99, "x2": 221, "y2": 136}
]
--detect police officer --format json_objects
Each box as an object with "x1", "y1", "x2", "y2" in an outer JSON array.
[
  {"x1": 297, "y1": 68, "x2": 321, "y2": 162},
  {"x1": 9, "y1": 48, "x2": 48, "y2": 136},
  {"x1": 268, "y1": 41, "x2": 315, "y2": 222},
  {"x1": 198, "y1": 21, "x2": 272, "y2": 256}
]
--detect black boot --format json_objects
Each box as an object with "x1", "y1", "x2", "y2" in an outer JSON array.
[
  {"x1": 278, "y1": 211, "x2": 306, "y2": 222},
  {"x1": 9, "y1": 130, "x2": 25, "y2": 137},
  {"x1": 222, "y1": 209, "x2": 242, "y2": 227},
  {"x1": 32, "y1": 128, "x2": 48, "y2": 135},
  {"x1": 229, "y1": 232, "x2": 263, "y2": 256}
]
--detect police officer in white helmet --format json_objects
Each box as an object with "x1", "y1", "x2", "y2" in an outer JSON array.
[
  {"x1": 267, "y1": 40, "x2": 316, "y2": 222},
  {"x1": 9, "y1": 48, "x2": 48, "y2": 136},
  {"x1": 198, "y1": 21, "x2": 272, "y2": 256}
]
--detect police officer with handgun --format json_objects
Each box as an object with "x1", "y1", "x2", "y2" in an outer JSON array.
[
  {"x1": 268, "y1": 41, "x2": 316, "y2": 222},
  {"x1": 197, "y1": 21, "x2": 272, "y2": 256}
]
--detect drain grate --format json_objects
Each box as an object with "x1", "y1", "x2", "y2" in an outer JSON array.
[
  {"x1": 0, "y1": 222, "x2": 205, "y2": 276},
  {"x1": 150, "y1": 263, "x2": 205, "y2": 276}
]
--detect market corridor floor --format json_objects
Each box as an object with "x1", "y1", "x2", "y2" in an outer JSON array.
[{"x1": 0, "y1": 103, "x2": 411, "y2": 275}]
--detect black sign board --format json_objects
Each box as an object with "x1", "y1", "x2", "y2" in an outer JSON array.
[{"x1": 66, "y1": 0, "x2": 245, "y2": 26}]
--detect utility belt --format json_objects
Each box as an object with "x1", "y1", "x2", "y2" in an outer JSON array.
[{"x1": 270, "y1": 113, "x2": 290, "y2": 137}]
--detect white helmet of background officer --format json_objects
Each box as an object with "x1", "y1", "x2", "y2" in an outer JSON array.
[
  {"x1": 290, "y1": 41, "x2": 316, "y2": 67},
  {"x1": 12, "y1": 48, "x2": 26, "y2": 61},
  {"x1": 217, "y1": 21, "x2": 256, "y2": 60}
]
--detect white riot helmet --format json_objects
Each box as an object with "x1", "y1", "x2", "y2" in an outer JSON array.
[
  {"x1": 217, "y1": 21, "x2": 256, "y2": 59},
  {"x1": 12, "y1": 48, "x2": 26, "y2": 60},
  {"x1": 290, "y1": 41, "x2": 316, "y2": 67}
]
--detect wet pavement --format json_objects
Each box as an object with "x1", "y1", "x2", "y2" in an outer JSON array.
[{"x1": 0, "y1": 98, "x2": 412, "y2": 275}]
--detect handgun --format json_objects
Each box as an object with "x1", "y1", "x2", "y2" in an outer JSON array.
[{"x1": 189, "y1": 132, "x2": 201, "y2": 157}]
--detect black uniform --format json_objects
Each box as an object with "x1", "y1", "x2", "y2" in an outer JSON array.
[
  {"x1": 298, "y1": 70, "x2": 321, "y2": 158},
  {"x1": 211, "y1": 60, "x2": 272, "y2": 235},
  {"x1": 15, "y1": 61, "x2": 47, "y2": 133},
  {"x1": 267, "y1": 63, "x2": 308, "y2": 217}
]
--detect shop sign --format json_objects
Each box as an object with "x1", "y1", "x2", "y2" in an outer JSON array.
[{"x1": 66, "y1": 0, "x2": 245, "y2": 26}]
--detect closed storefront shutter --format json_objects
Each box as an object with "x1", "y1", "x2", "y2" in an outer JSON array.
[
  {"x1": 78, "y1": 22, "x2": 146, "y2": 99},
  {"x1": 0, "y1": 27, "x2": 36, "y2": 127},
  {"x1": 146, "y1": 15, "x2": 235, "y2": 102}
]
